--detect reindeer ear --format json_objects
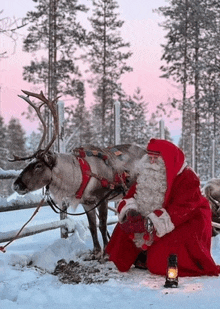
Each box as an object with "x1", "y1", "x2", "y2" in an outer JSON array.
[{"x1": 44, "y1": 151, "x2": 56, "y2": 168}]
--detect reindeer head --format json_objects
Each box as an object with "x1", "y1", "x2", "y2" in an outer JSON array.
[
  {"x1": 11, "y1": 91, "x2": 59, "y2": 195},
  {"x1": 13, "y1": 150, "x2": 57, "y2": 194}
]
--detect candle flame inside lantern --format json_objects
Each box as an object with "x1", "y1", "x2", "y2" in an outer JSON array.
[{"x1": 167, "y1": 267, "x2": 178, "y2": 279}]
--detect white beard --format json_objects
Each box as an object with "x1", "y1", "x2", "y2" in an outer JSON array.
[{"x1": 134, "y1": 154, "x2": 167, "y2": 218}]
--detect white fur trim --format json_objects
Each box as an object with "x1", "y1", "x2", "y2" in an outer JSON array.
[
  {"x1": 147, "y1": 208, "x2": 175, "y2": 237},
  {"x1": 133, "y1": 232, "x2": 154, "y2": 248},
  {"x1": 133, "y1": 232, "x2": 145, "y2": 248},
  {"x1": 117, "y1": 198, "x2": 138, "y2": 223}
]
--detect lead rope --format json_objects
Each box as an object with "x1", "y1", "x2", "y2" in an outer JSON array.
[
  {"x1": 45, "y1": 188, "x2": 121, "y2": 241},
  {"x1": 0, "y1": 198, "x2": 45, "y2": 253},
  {"x1": 45, "y1": 186, "x2": 122, "y2": 216}
]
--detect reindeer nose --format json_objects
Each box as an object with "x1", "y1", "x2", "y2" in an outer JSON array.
[
  {"x1": 13, "y1": 183, "x2": 20, "y2": 192},
  {"x1": 13, "y1": 179, "x2": 27, "y2": 193}
]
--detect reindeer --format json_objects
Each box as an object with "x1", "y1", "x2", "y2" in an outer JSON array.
[
  {"x1": 11, "y1": 90, "x2": 146, "y2": 258},
  {"x1": 203, "y1": 178, "x2": 220, "y2": 235},
  {"x1": 203, "y1": 178, "x2": 220, "y2": 218}
]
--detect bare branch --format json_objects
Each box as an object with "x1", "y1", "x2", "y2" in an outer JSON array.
[{"x1": 0, "y1": 12, "x2": 28, "y2": 58}]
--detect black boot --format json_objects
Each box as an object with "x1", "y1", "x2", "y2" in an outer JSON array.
[{"x1": 134, "y1": 251, "x2": 147, "y2": 270}]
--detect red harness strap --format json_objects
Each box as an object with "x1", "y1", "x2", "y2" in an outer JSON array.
[
  {"x1": 75, "y1": 157, "x2": 92, "y2": 199},
  {"x1": 75, "y1": 155, "x2": 130, "y2": 199},
  {"x1": 114, "y1": 172, "x2": 129, "y2": 186}
]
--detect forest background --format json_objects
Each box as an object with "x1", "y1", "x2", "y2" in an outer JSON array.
[{"x1": 1, "y1": 0, "x2": 220, "y2": 195}]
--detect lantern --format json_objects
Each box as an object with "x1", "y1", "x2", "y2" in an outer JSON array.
[{"x1": 164, "y1": 254, "x2": 178, "y2": 288}]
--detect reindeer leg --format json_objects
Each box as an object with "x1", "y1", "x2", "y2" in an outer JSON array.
[
  {"x1": 98, "y1": 200, "x2": 108, "y2": 249},
  {"x1": 85, "y1": 208, "x2": 102, "y2": 259}
]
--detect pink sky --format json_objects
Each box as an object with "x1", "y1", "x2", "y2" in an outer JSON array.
[{"x1": 0, "y1": 0, "x2": 182, "y2": 143}]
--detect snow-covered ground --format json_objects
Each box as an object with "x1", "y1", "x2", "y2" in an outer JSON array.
[{"x1": 1, "y1": 195, "x2": 220, "y2": 309}]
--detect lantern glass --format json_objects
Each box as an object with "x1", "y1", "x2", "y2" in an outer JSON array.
[{"x1": 164, "y1": 254, "x2": 178, "y2": 288}]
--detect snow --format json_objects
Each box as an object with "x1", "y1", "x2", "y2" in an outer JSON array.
[
  {"x1": 1, "y1": 200, "x2": 220, "y2": 309},
  {"x1": 7, "y1": 190, "x2": 44, "y2": 205},
  {"x1": 0, "y1": 190, "x2": 44, "y2": 209},
  {"x1": 0, "y1": 168, "x2": 21, "y2": 179}
]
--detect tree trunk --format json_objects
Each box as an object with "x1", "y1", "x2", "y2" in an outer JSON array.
[
  {"x1": 48, "y1": 0, "x2": 57, "y2": 147},
  {"x1": 102, "y1": 1, "x2": 107, "y2": 146},
  {"x1": 182, "y1": 0, "x2": 188, "y2": 153},
  {"x1": 194, "y1": 18, "x2": 200, "y2": 173}
]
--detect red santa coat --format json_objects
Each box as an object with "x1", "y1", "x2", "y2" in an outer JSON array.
[{"x1": 106, "y1": 139, "x2": 220, "y2": 276}]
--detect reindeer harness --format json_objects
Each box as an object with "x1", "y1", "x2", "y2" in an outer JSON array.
[{"x1": 73, "y1": 147, "x2": 130, "y2": 199}]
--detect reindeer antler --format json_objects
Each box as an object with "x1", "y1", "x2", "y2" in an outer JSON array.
[{"x1": 8, "y1": 90, "x2": 60, "y2": 162}]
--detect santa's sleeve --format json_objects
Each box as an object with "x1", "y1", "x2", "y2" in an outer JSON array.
[
  {"x1": 117, "y1": 183, "x2": 138, "y2": 223},
  {"x1": 147, "y1": 168, "x2": 210, "y2": 238}
]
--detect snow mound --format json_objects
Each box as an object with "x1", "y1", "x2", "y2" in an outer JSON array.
[
  {"x1": 8, "y1": 223, "x2": 88, "y2": 273},
  {"x1": 9, "y1": 254, "x2": 31, "y2": 268}
]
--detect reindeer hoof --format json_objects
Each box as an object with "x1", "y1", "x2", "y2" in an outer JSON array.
[
  {"x1": 82, "y1": 249, "x2": 102, "y2": 261},
  {"x1": 92, "y1": 249, "x2": 103, "y2": 260},
  {"x1": 99, "y1": 254, "x2": 109, "y2": 264}
]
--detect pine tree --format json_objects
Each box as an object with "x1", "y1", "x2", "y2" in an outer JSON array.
[
  {"x1": 0, "y1": 116, "x2": 8, "y2": 169},
  {"x1": 120, "y1": 88, "x2": 170, "y2": 146},
  {"x1": 26, "y1": 131, "x2": 41, "y2": 154},
  {"x1": 65, "y1": 83, "x2": 93, "y2": 151},
  {"x1": 126, "y1": 88, "x2": 149, "y2": 146},
  {"x1": 1, "y1": 118, "x2": 27, "y2": 196},
  {"x1": 156, "y1": 0, "x2": 192, "y2": 160},
  {"x1": 85, "y1": 0, "x2": 133, "y2": 146},
  {"x1": 156, "y1": 0, "x2": 220, "y2": 175},
  {"x1": 22, "y1": 0, "x2": 88, "y2": 98},
  {"x1": 119, "y1": 100, "x2": 133, "y2": 144},
  {"x1": 0, "y1": 115, "x2": 9, "y2": 197},
  {"x1": 6, "y1": 118, "x2": 27, "y2": 170},
  {"x1": 90, "y1": 103, "x2": 104, "y2": 147}
]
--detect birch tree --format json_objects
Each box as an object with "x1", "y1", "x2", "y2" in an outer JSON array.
[{"x1": 85, "y1": 0, "x2": 132, "y2": 146}]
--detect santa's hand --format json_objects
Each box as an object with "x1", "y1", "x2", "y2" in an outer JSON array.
[
  {"x1": 120, "y1": 210, "x2": 147, "y2": 234},
  {"x1": 147, "y1": 209, "x2": 175, "y2": 237},
  {"x1": 117, "y1": 198, "x2": 138, "y2": 223}
]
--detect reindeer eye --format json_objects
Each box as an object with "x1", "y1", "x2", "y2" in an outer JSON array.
[{"x1": 35, "y1": 163, "x2": 43, "y2": 170}]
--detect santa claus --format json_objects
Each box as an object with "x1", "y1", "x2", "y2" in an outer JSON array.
[{"x1": 105, "y1": 138, "x2": 220, "y2": 277}]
